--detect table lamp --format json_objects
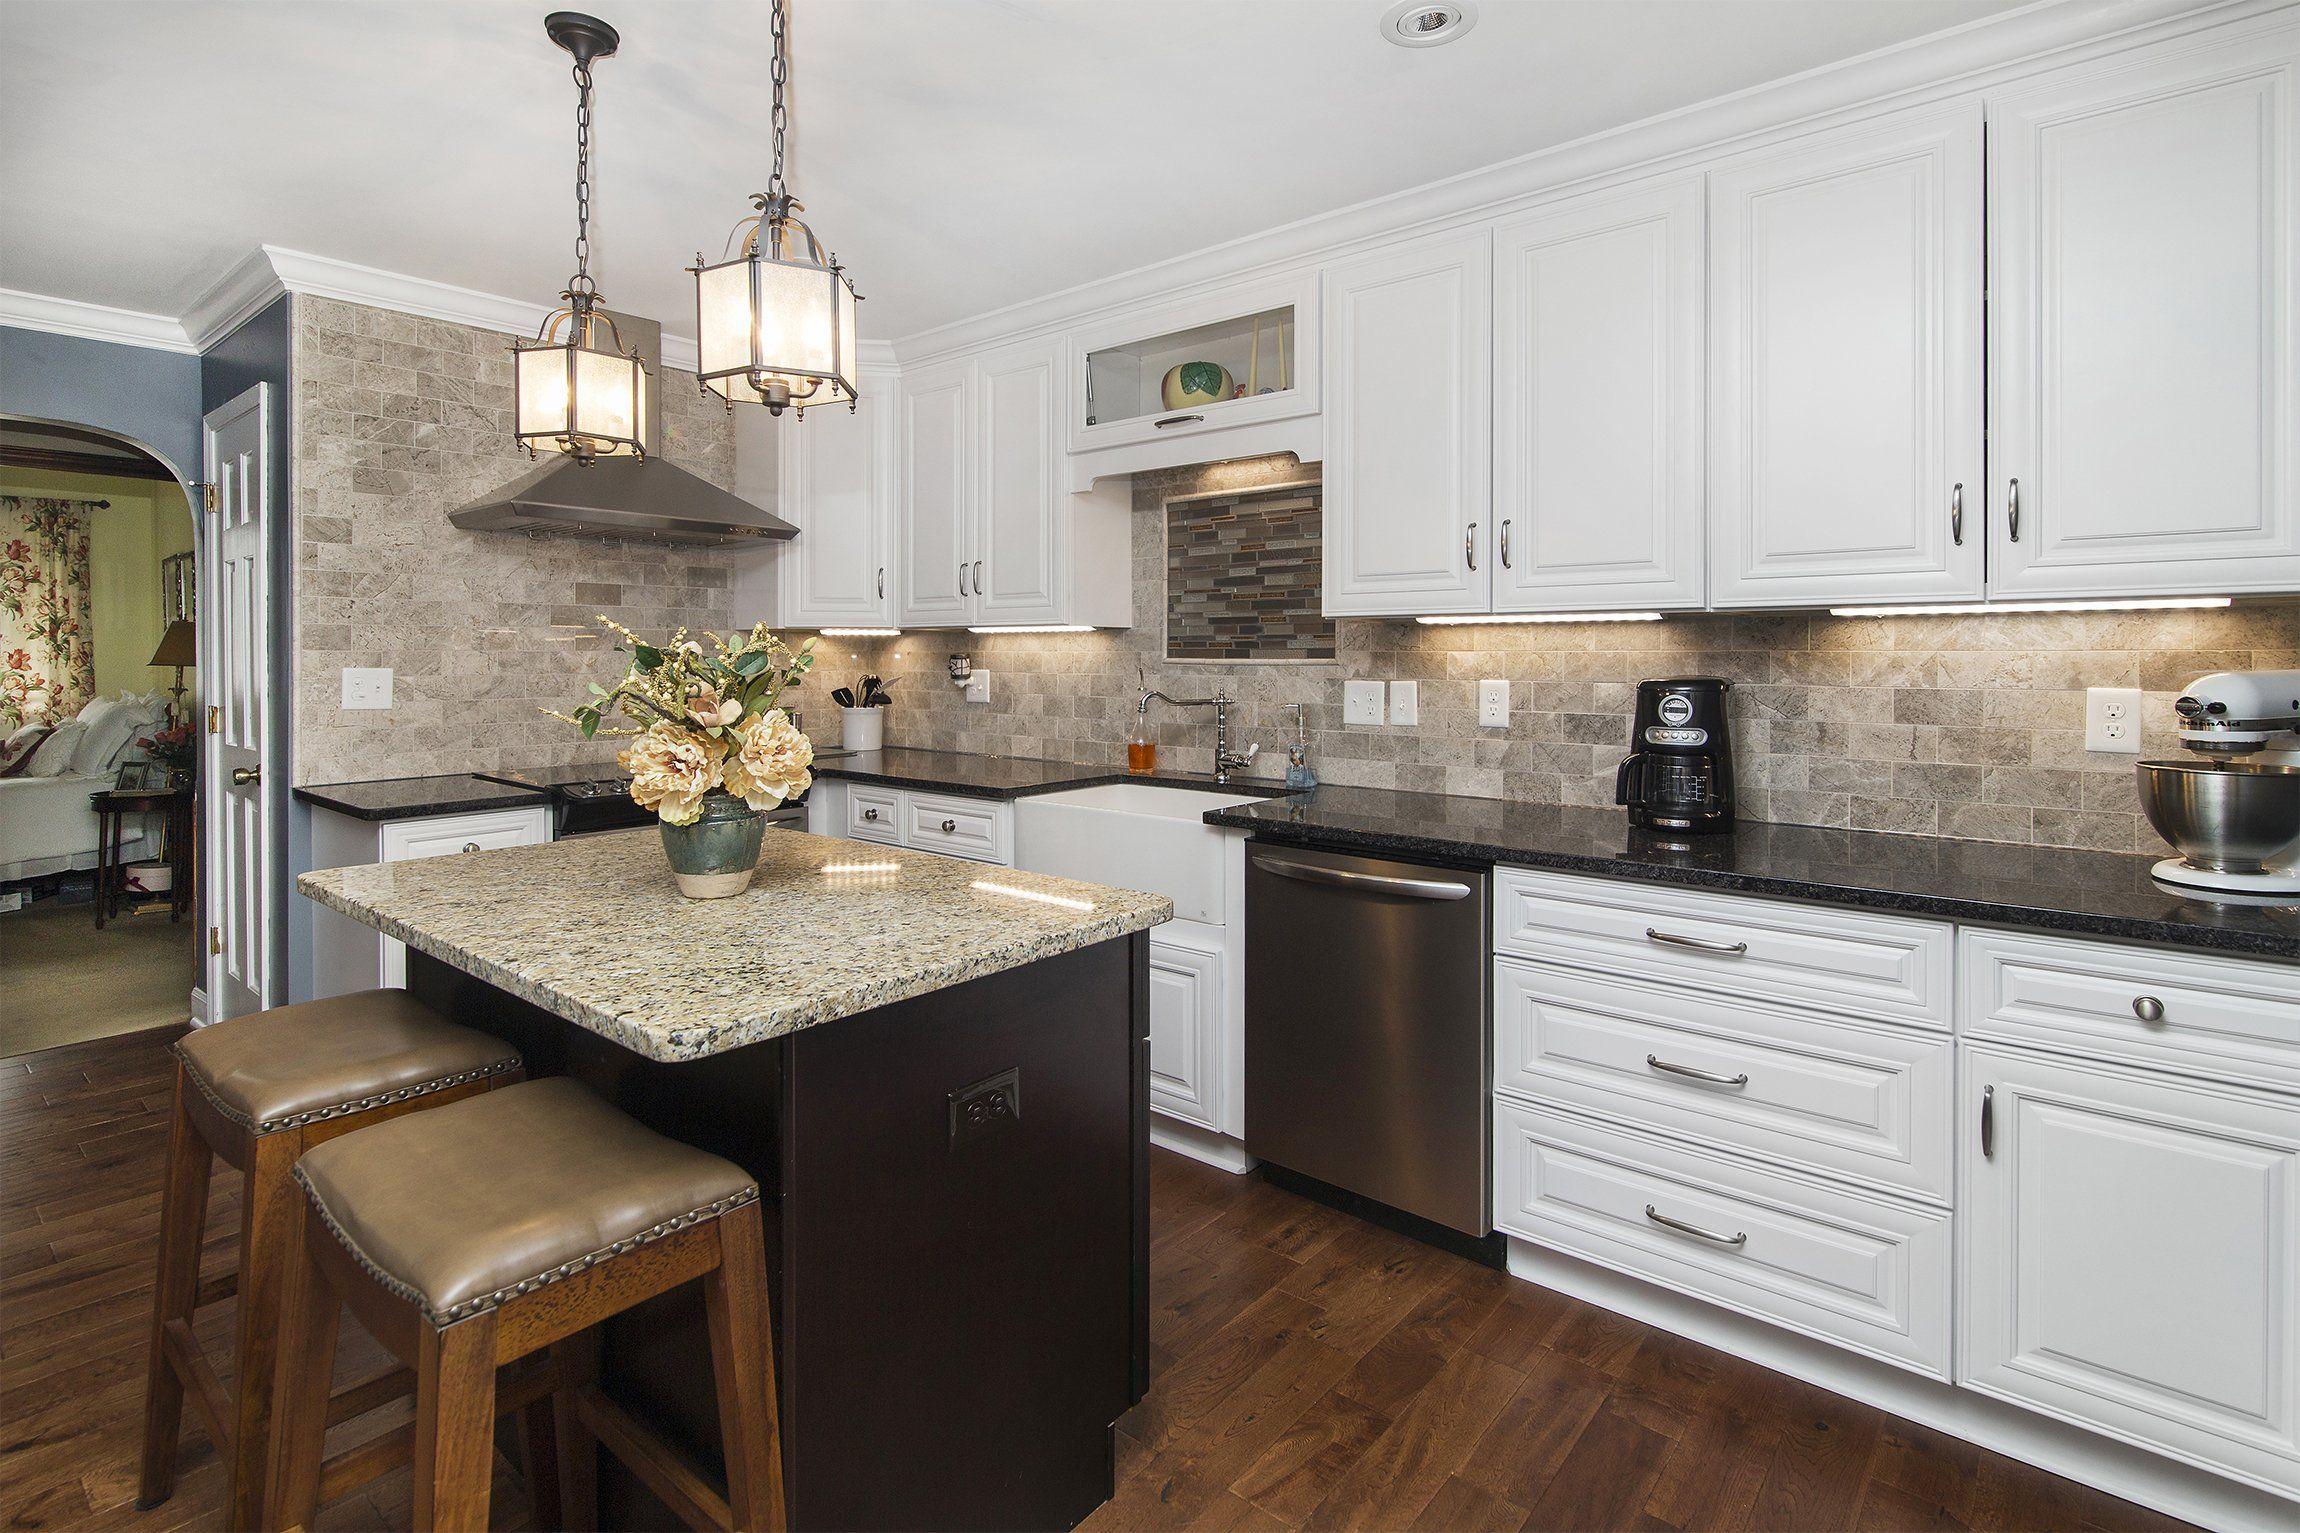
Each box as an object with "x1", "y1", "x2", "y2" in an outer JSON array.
[{"x1": 148, "y1": 619, "x2": 196, "y2": 724}]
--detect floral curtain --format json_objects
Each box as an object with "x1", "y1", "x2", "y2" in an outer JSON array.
[{"x1": 1, "y1": 496, "x2": 96, "y2": 727}]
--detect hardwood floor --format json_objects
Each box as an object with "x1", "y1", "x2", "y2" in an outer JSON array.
[{"x1": 0, "y1": 1027, "x2": 2186, "y2": 1532}]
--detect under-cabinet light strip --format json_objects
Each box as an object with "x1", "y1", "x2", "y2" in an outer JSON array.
[
  {"x1": 1827, "y1": 597, "x2": 2233, "y2": 618},
  {"x1": 1414, "y1": 611, "x2": 1664, "y2": 626},
  {"x1": 965, "y1": 624, "x2": 1096, "y2": 634},
  {"x1": 815, "y1": 627, "x2": 902, "y2": 637}
]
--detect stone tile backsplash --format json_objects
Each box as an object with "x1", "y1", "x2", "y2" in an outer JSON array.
[{"x1": 839, "y1": 455, "x2": 2300, "y2": 855}]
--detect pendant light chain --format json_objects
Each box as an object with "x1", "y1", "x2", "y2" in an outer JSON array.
[
  {"x1": 766, "y1": 0, "x2": 790, "y2": 213},
  {"x1": 570, "y1": 56, "x2": 597, "y2": 302}
]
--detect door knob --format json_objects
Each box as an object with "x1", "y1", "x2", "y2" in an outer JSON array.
[{"x1": 230, "y1": 766, "x2": 260, "y2": 786}]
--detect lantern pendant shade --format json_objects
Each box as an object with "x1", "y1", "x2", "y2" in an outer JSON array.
[
  {"x1": 513, "y1": 308, "x2": 650, "y2": 463},
  {"x1": 692, "y1": 242, "x2": 859, "y2": 416}
]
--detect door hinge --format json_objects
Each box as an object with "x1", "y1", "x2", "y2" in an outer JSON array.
[
  {"x1": 209, "y1": 926, "x2": 221, "y2": 956},
  {"x1": 207, "y1": 704, "x2": 220, "y2": 735},
  {"x1": 201, "y1": 482, "x2": 218, "y2": 513}
]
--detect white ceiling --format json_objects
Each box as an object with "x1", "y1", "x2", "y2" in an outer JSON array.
[{"x1": 2, "y1": 0, "x2": 2029, "y2": 343}]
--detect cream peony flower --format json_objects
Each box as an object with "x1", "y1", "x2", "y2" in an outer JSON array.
[
  {"x1": 618, "y1": 722, "x2": 727, "y2": 826},
  {"x1": 723, "y1": 707, "x2": 815, "y2": 809}
]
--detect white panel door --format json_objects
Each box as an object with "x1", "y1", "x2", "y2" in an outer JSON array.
[
  {"x1": 1147, "y1": 935, "x2": 1223, "y2": 1131},
  {"x1": 202, "y1": 385, "x2": 272, "y2": 1021},
  {"x1": 896, "y1": 359, "x2": 973, "y2": 626},
  {"x1": 1989, "y1": 27, "x2": 2300, "y2": 597},
  {"x1": 974, "y1": 335, "x2": 1064, "y2": 625},
  {"x1": 1708, "y1": 102, "x2": 1985, "y2": 607},
  {"x1": 1322, "y1": 227, "x2": 1492, "y2": 616},
  {"x1": 779, "y1": 377, "x2": 892, "y2": 628},
  {"x1": 1494, "y1": 174, "x2": 1706, "y2": 612},
  {"x1": 1962, "y1": 1044, "x2": 2300, "y2": 1500}
]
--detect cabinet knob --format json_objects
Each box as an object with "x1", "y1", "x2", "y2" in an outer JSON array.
[
  {"x1": 2133, "y1": 995, "x2": 2165, "y2": 1024},
  {"x1": 941, "y1": 818, "x2": 958, "y2": 834},
  {"x1": 863, "y1": 808, "x2": 880, "y2": 821},
  {"x1": 462, "y1": 842, "x2": 480, "y2": 853}
]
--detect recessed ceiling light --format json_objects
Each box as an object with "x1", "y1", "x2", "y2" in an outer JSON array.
[{"x1": 1382, "y1": 0, "x2": 1477, "y2": 49}]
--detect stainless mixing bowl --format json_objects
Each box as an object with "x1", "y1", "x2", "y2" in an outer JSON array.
[{"x1": 2137, "y1": 759, "x2": 2300, "y2": 872}]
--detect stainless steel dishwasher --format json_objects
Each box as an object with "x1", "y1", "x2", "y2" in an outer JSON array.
[{"x1": 1244, "y1": 841, "x2": 1491, "y2": 1238}]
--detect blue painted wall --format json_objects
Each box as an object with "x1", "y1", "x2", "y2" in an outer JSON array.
[{"x1": 0, "y1": 324, "x2": 203, "y2": 485}]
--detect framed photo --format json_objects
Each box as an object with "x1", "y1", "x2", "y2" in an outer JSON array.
[{"x1": 115, "y1": 761, "x2": 168, "y2": 792}]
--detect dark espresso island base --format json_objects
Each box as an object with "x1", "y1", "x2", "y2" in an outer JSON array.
[{"x1": 405, "y1": 935, "x2": 1151, "y2": 1533}]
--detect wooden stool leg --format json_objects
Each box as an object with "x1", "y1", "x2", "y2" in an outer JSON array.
[
  {"x1": 518, "y1": 1399, "x2": 563, "y2": 1531},
  {"x1": 550, "y1": 1333, "x2": 602, "y2": 1533},
  {"x1": 136, "y1": 1064, "x2": 215, "y2": 1509},
  {"x1": 703, "y1": 1200, "x2": 787, "y2": 1533},
  {"x1": 413, "y1": 1313, "x2": 500, "y2": 1533},
  {"x1": 229, "y1": 1130, "x2": 303, "y2": 1530},
  {"x1": 262, "y1": 1204, "x2": 341, "y2": 1533}
]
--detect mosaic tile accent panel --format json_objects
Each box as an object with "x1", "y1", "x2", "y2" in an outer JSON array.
[{"x1": 1165, "y1": 481, "x2": 1333, "y2": 661}]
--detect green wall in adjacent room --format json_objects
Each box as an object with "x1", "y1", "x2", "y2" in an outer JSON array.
[{"x1": 0, "y1": 465, "x2": 195, "y2": 703}]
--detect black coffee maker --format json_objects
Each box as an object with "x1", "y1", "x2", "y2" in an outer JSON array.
[{"x1": 1615, "y1": 678, "x2": 1734, "y2": 832}]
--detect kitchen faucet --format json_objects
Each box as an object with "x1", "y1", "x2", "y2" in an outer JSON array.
[{"x1": 1139, "y1": 689, "x2": 1260, "y2": 782}]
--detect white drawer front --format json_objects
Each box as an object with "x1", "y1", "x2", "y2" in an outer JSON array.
[
  {"x1": 1495, "y1": 868, "x2": 1952, "y2": 1029},
  {"x1": 902, "y1": 792, "x2": 1010, "y2": 865},
  {"x1": 845, "y1": 785, "x2": 903, "y2": 844},
  {"x1": 378, "y1": 807, "x2": 551, "y2": 862},
  {"x1": 1963, "y1": 929, "x2": 2300, "y2": 1096},
  {"x1": 1495, "y1": 959, "x2": 1953, "y2": 1204},
  {"x1": 1495, "y1": 1100, "x2": 1951, "y2": 1379}
]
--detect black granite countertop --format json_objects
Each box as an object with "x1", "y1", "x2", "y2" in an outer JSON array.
[
  {"x1": 294, "y1": 774, "x2": 552, "y2": 823},
  {"x1": 813, "y1": 747, "x2": 1289, "y2": 802},
  {"x1": 1205, "y1": 785, "x2": 2300, "y2": 962}
]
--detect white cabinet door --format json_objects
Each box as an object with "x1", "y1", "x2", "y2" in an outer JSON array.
[
  {"x1": 1988, "y1": 27, "x2": 2300, "y2": 598},
  {"x1": 897, "y1": 359, "x2": 974, "y2": 626},
  {"x1": 1962, "y1": 1044, "x2": 2300, "y2": 1500},
  {"x1": 376, "y1": 807, "x2": 551, "y2": 986},
  {"x1": 1147, "y1": 935, "x2": 1224, "y2": 1131},
  {"x1": 1322, "y1": 227, "x2": 1492, "y2": 616},
  {"x1": 973, "y1": 335, "x2": 1064, "y2": 625},
  {"x1": 1708, "y1": 103, "x2": 1985, "y2": 607},
  {"x1": 1493, "y1": 175, "x2": 1706, "y2": 612},
  {"x1": 779, "y1": 378, "x2": 892, "y2": 628}
]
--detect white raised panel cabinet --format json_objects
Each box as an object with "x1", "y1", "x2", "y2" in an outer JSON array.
[
  {"x1": 1988, "y1": 25, "x2": 2300, "y2": 597},
  {"x1": 1322, "y1": 227, "x2": 1492, "y2": 617},
  {"x1": 1147, "y1": 935, "x2": 1224, "y2": 1132},
  {"x1": 1493, "y1": 174, "x2": 1706, "y2": 612},
  {"x1": 1707, "y1": 102, "x2": 1985, "y2": 607},
  {"x1": 307, "y1": 804, "x2": 553, "y2": 998},
  {"x1": 974, "y1": 336, "x2": 1064, "y2": 625},
  {"x1": 1961, "y1": 1043, "x2": 2300, "y2": 1501},
  {"x1": 777, "y1": 365, "x2": 896, "y2": 629},
  {"x1": 897, "y1": 358, "x2": 973, "y2": 626}
]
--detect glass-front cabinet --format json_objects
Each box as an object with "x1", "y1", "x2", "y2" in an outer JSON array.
[{"x1": 1063, "y1": 268, "x2": 1322, "y2": 488}]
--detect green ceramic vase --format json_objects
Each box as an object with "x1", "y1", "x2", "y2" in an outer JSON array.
[{"x1": 659, "y1": 792, "x2": 766, "y2": 899}]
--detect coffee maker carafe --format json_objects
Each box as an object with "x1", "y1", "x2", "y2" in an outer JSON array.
[{"x1": 1616, "y1": 678, "x2": 1734, "y2": 832}]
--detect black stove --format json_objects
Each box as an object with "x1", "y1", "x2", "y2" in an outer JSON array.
[{"x1": 477, "y1": 764, "x2": 808, "y2": 836}]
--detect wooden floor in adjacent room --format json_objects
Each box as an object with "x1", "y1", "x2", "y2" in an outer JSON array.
[{"x1": 0, "y1": 1027, "x2": 2187, "y2": 1533}]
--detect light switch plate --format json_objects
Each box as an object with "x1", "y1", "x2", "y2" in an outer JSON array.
[
  {"x1": 1478, "y1": 679, "x2": 1510, "y2": 729},
  {"x1": 1387, "y1": 680, "x2": 1419, "y2": 727},
  {"x1": 341, "y1": 667, "x2": 392, "y2": 710},
  {"x1": 964, "y1": 671, "x2": 992, "y2": 704},
  {"x1": 2085, "y1": 685, "x2": 2143, "y2": 753},
  {"x1": 1343, "y1": 680, "x2": 1385, "y2": 727}
]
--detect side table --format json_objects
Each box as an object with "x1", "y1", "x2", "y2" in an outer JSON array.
[{"x1": 89, "y1": 785, "x2": 194, "y2": 928}]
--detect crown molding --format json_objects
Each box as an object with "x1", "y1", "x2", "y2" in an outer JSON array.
[
  {"x1": 180, "y1": 248, "x2": 289, "y2": 351},
  {"x1": 0, "y1": 287, "x2": 197, "y2": 354}
]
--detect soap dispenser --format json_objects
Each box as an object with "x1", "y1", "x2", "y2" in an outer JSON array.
[{"x1": 1284, "y1": 702, "x2": 1317, "y2": 790}]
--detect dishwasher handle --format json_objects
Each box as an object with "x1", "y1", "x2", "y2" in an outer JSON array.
[{"x1": 1251, "y1": 855, "x2": 1474, "y2": 902}]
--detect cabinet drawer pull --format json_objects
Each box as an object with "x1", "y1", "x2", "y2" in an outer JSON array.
[
  {"x1": 1645, "y1": 1204, "x2": 1747, "y2": 1248},
  {"x1": 958, "y1": 562, "x2": 970, "y2": 597},
  {"x1": 461, "y1": 842, "x2": 480, "y2": 853},
  {"x1": 876, "y1": 566, "x2": 884, "y2": 599},
  {"x1": 1499, "y1": 517, "x2": 1512, "y2": 569},
  {"x1": 1645, "y1": 927, "x2": 1748, "y2": 956},
  {"x1": 940, "y1": 817, "x2": 958, "y2": 834},
  {"x1": 972, "y1": 560, "x2": 983, "y2": 592},
  {"x1": 1153, "y1": 413, "x2": 1203, "y2": 429},
  {"x1": 1980, "y1": 1084, "x2": 1995, "y2": 1159},
  {"x1": 1465, "y1": 521, "x2": 1478, "y2": 572},
  {"x1": 2007, "y1": 477, "x2": 2021, "y2": 542},
  {"x1": 2133, "y1": 995, "x2": 2165, "y2": 1024},
  {"x1": 1950, "y1": 482, "x2": 1964, "y2": 546},
  {"x1": 1646, "y1": 1054, "x2": 1749, "y2": 1088}
]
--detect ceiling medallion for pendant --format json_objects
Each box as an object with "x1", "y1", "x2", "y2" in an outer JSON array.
[
  {"x1": 690, "y1": 0, "x2": 860, "y2": 418},
  {"x1": 512, "y1": 11, "x2": 650, "y2": 464}
]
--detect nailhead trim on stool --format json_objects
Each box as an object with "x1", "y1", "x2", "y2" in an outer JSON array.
[{"x1": 174, "y1": 1049, "x2": 523, "y2": 1135}]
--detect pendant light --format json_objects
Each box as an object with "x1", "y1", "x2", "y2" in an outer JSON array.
[
  {"x1": 512, "y1": 11, "x2": 650, "y2": 464},
  {"x1": 690, "y1": 0, "x2": 860, "y2": 417}
]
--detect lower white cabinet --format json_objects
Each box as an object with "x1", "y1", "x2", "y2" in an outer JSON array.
[
  {"x1": 805, "y1": 781, "x2": 1012, "y2": 866},
  {"x1": 1147, "y1": 934, "x2": 1224, "y2": 1131},
  {"x1": 1961, "y1": 1042, "x2": 2300, "y2": 1502},
  {"x1": 308, "y1": 803, "x2": 553, "y2": 997}
]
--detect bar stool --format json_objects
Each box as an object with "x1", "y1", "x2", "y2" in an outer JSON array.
[
  {"x1": 262, "y1": 1076, "x2": 785, "y2": 1533},
  {"x1": 137, "y1": 990, "x2": 526, "y2": 1528}
]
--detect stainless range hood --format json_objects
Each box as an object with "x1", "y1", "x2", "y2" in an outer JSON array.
[{"x1": 450, "y1": 310, "x2": 796, "y2": 548}]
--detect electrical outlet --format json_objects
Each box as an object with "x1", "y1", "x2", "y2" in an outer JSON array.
[
  {"x1": 1343, "y1": 680, "x2": 1385, "y2": 727},
  {"x1": 1478, "y1": 679, "x2": 1510, "y2": 729},
  {"x1": 2085, "y1": 685, "x2": 2143, "y2": 753},
  {"x1": 1387, "y1": 680, "x2": 1419, "y2": 727},
  {"x1": 340, "y1": 667, "x2": 392, "y2": 710},
  {"x1": 949, "y1": 1068, "x2": 1021, "y2": 1149}
]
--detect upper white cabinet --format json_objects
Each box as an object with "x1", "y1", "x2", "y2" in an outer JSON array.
[
  {"x1": 1708, "y1": 102, "x2": 1986, "y2": 608},
  {"x1": 896, "y1": 340, "x2": 1130, "y2": 630},
  {"x1": 777, "y1": 365, "x2": 897, "y2": 630},
  {"x1": 1492, "y1": 174, "x2": 1707, "y2": 612},
  {"x1": 1987, "y1": 27, "x2": 2300, "y2": 598},
  {"x1": 1321, "y1": 227, "x2": 1493, "y2": 617}
]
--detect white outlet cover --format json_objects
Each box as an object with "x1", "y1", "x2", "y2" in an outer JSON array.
[
  {"x1": 1343, "y1": 679, "x2": 1385, "y2": 726},
  {"x1": 1387, "y1": 680, "x2": 1419, "y2": 726},
  {"x1": 1478, "y1": 679, "x2": 1510, "y2": 729},
  {"x1": 341, "y1": 667, "x2": 392, "y2": 710},
  {"x1": 964, "y1": 671, "x2": 992, "y2": 704},
  {"x1": 2085, "y1": 685, "x2": 2143, "y2": 753}
]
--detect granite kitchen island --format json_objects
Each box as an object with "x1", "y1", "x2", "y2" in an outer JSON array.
[{"x1": 299, "y1": 829, "x2": 1172, "y2": 1533}]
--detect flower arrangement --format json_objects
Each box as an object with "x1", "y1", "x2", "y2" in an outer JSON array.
[
  {"x1": 137, "y1": 722, "x2": 198, "y2": 784},
  {"x1": 549, "y1": 618, "x2": 817, "y2": 826}
]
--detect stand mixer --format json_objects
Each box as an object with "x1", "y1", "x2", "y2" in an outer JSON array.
[{"x1": 2139, "y1": 669, "x2": 2300, "y2": 896}]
